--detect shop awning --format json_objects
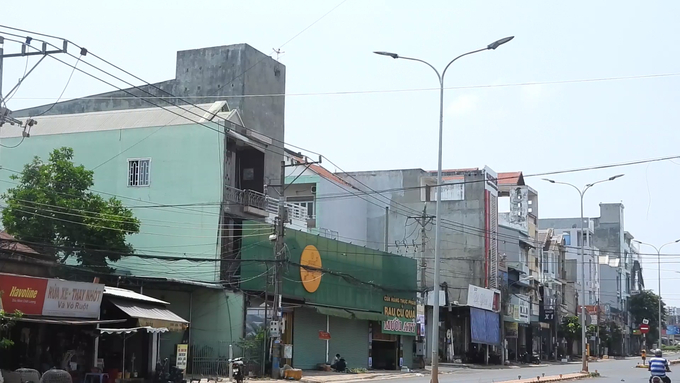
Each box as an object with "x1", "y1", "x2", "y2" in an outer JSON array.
[
  {"x1": 14, "y1": 317, "x2": 126, "y2": 325},
  {"x1": 313, "y1": 306, "x2": 387, "y2": 321},
  {"x1": 315, "y1": 306, "x2": 353, "y2": 319},
  {"x1": 109, "y1": 299, "x2": 188, "y2": 332},
  {"x1": 99, "y1": 326, "x2": 170, "y2": 334},
  {"x1": 351, "y1": 311, "x2": 388, "y2": 321}
]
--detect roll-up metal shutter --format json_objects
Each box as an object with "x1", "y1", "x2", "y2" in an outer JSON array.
[
  {"x1": 292, "y1": 307, "x2": 327, "y2": 369},
  {"x1": 328, "y1": 316, "x2": 369, "y2": 369}
]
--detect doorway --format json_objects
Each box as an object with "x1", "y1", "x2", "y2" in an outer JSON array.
[{"x1": 371, "y1": 324, "x2": 399, "y2": 370}]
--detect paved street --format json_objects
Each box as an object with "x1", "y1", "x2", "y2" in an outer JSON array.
[{"x1": 384, "y1": 356, "x2": 674, "y2": 383}]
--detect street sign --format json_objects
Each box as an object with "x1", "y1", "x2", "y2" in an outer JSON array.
[{"x1": 640, "y1": 324, "x2": 650, "y2": 334}]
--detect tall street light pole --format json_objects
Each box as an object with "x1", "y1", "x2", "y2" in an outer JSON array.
[
  {"x1": 634, "y1": 239, "x2": 680, "y2": 347},
  {"x1": 543, "y1": 174, "x2": 624, "y2": 372},
  {"x1": 374, "y1": 36, "x2": 513, "y2": 381}
]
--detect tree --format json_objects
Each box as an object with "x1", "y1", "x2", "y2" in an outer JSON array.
[
  {"x1": 629, "y1": 290, "x2": 666, "y2": 346},
  {"x1": 559, "y1": 316, "x2": 581, "y2": 355},
  {"x1": 2, "y1": 147, "x2": 141, "y2": 272},
  {"x1": 0, "y1": 291, "x2": 22, "y2": 349}
]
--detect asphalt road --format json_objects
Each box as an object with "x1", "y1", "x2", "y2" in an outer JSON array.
[{"x1": 391, "y1": 356, "x2": 678, "y2": 383}]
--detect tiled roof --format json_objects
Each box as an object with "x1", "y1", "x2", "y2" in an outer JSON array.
[
  {"x1": 498, "y1": 172, "x2": 525, "y2": 186},
  {"x1": 0, "y1": 231, "x2": 41, "y2": 255}
]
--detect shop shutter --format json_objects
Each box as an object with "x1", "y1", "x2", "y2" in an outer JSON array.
[
  {"x1": 292, "y1": 307, "x2": 327, "y2": 369},
  {"x1": 329, "y1": 316, "x2": 369, "y2": 369},
  {"x1": 402, "y1": 336, "x2": 414, "y2": 369}
]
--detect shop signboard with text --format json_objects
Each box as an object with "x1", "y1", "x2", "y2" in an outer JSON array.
[
  {"x1": 0, "y1": 273, "x2": 104, "y2": 318},
  {"x1": 382, "y1": 295, "x2": 417, "y2": 336}
]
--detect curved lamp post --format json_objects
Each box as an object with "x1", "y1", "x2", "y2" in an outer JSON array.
[
  {"x1": 542, "y1": 174, "x2": 624, "y2": 372},
  {"x1": 633, "y1": 238, "x2": 680, "y2": 347},
  {"x1": 374, "y1": 36, "x2": 514, "y2": 381}
]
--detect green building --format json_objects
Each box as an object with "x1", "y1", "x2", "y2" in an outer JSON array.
[{"x1": 240, "y1": 221, "x2": 418, "y2": 370}]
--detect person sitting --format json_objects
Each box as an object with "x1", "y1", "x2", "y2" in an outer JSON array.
[
  {"x1": 649, "y1": 349, "x2": 672, "y2": 383},
  {"x1": 333, "y1": 357, "x2": 346, "y2": 372},
  {"x1": 330, "y1": 354, "x2": 340, "y2": 369}
]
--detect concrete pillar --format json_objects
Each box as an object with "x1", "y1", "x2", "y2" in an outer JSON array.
[{"x1": 425, "y1": 305, "x2": 433, "y2": 364}]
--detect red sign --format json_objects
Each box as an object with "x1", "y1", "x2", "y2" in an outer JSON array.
[
  {"x1": 0, "y1": 274, "x2": 48, "y2": 315},
  {"x1": 640, "y1": 324, "x2": 650, "y2": 334},
  {"x1": 0, "y1": 273, "x2": 104, "y2": 318},
  {"x1": 318, "y1": 331, "x2": 331, "y2": 340}
]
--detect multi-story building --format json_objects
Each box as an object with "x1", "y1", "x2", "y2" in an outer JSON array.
[
  {"x1": 537, "y1": 218, "x2": 600, "y2": 306},
  {"x1": 539, "y1": 203, "x2": 642, "y2": 356},
  {"x1": 0, "y1": 43, "x2": 302, "y2": 367},
  {"x1": 338, "y1": 167, "x2": 502, "y2": 363}
]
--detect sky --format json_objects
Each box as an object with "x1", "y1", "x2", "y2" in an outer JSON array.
[{"x1": 3, "y1": 1, "x2": 680, "y2": 305}]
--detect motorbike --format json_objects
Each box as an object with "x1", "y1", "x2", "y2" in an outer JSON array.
[
  {"x1": 154, "y1": 358, "x2": 186, "y2": 383},
  {"x1": 229, "y1": 357, "x2": 245, "y2": 383},
  {"x1": 520, "y1": 351, "x2": 541, "y2": 364}
]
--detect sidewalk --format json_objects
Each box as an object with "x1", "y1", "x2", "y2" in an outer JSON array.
[
  {"x1": 497, "y1": 373, "x2": 590, "y2": 383},
  {"x1": 298, "y1": 371, "x2": 423, "y2": 383}
]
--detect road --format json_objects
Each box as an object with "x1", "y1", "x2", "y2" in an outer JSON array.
[{"x1": 391, "y1": 356, "x2": 677, "y2": 383}]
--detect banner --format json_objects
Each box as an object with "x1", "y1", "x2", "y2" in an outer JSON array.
[{"x1": 0, "y1": 273, "x2": 103, "y2": 318}]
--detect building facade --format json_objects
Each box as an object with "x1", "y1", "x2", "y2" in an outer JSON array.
[
  {"x1": 239, "y1": 221, "x2": 418, "y2": 370},
  {"x1": 0, "y1": 44, "x2": 303, "y2": 371},
  {"x1": 539, "y1": 203, "x2": 643, "y2": 356},
  {"x1": 338, "y1": 167, "x2": 502, "y2": 362}
]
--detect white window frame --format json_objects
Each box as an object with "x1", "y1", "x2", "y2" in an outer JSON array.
[{"x1": 127, "y1": 158, "x2": 152, "y2": 187}]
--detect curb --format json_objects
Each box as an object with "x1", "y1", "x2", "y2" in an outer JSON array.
[
  {"x1": 299, "y1": 374, "x2": 420, "y2": 383},
  {"x1": 494, "y1": 372, "x2": 591, "y2": 383}
]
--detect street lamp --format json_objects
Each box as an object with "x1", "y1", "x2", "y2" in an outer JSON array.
[
  {"x1": 634, "y1": 238, "x2": 680, "y2": 347},
  {"x1": 374, "y1": 36, "x2": 514, "y2": 381},
  {"x1": 542, "y1": 174, "x2": 624, "y2": 372}
]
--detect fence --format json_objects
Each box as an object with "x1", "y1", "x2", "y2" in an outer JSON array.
[{"x1": 189, "y1": 342, "x2": 233, "y2": 378}]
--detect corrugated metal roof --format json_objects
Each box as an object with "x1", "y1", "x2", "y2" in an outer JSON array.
[
  {"x1": 0, "y1": 101, "x2": 236, "y2": 139},
  {"x1": 104, "y1": 286, "x2": 169, "y2": 305},
  {"x1": 109, "y1": 298, "x2": 188, "y2": 324}
]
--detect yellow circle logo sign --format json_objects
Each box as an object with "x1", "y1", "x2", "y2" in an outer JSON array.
[{"x1": 300, "y1": 245, "x2": 322, "y2": 293}]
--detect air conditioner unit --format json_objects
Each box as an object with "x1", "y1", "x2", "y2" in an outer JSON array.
[{"x1": 311, "y1": 185, "x2": 317, "y2": 194}]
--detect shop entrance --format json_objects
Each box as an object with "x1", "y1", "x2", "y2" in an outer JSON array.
[{"x1": 370, "y1": 324, "x2": 399, "y2": 370}]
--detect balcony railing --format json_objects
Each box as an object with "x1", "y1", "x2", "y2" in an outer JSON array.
[{"x1": 224, "y1": 185, "x2": 308, "y2": 221}]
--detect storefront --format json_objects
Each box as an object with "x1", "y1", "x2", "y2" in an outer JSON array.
[
  {"x1": 97, "y1": 286, "x2": 189, "y2": 379},
  {"x1": 503, "y1": 293, "x2": 530, "y2": 361},
  {"x1": 0, "y1": 273, "x2": 114, "y2": 376},
  {"x1": 370, "y1": 295, "x2": 416, "y2": 370},
  {"x1": 239, "y1": 221, "x2": 418, "y2": 371}
]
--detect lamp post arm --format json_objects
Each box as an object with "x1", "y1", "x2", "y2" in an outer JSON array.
[
  {"x1": 397, "y1": 56, "x2": 442, "y2": 84},
  {"x1": 442, "y1": 47, "x2": 489, "y2": 81}
]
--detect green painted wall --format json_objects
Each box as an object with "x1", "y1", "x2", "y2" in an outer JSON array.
[
  {"x1": 0, "y1": 124, "x2": 224, "y2": 282},
  {"x1": 240, "y1": 221, "x2": 417, "y2": 313},
  {"x1": 143, "y1": 288, "x2": 245, "y2": 361}
]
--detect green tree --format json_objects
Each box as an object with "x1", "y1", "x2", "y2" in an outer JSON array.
[
  {"x1": 629, "y1": 290, "x2": 666, "y2": 347},
  {"x1": 2, "y1": 147, "x2": 140, "y2": 272},
  {"x1": 0, "y1": 291, "x2": 22, "y2": 349},
  {"x1": 559, "y1": 316, "x2": 581, "y2": 355}
]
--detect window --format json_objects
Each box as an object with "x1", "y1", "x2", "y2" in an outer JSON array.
[
  {"x1": 293, "y1": 200, "x2": 314, "y2": 218},
  {"x1": 128, "y1": 159, "x2": 150, "y2": 187}
]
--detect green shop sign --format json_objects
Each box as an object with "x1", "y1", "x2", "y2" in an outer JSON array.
[{"x1": 382, "y1": 295, "x2": 417, "y2": 336}]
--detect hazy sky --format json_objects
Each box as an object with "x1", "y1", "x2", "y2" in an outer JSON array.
[{"x1": 3, "y1": 1, "x2": 680, "y2": 306}]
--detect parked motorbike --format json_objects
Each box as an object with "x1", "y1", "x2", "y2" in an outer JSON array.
[
  {"x1": 229, "y1": 357, "x2": 245, "y2": 383},
  {"x1": 520, "y1": 351, "x2": 541, "y2": 364},
  {"x1": 154, "y1": 358, "x2": 186, "y2": 383}
]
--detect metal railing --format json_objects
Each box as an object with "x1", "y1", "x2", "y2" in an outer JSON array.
[{"x1": 224, "y1": 185, "x2": 308, "y2": 220}]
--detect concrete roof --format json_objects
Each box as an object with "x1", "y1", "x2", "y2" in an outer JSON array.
[{"x1": 1, "y1": 101, "x2": 240, "y2": 138}]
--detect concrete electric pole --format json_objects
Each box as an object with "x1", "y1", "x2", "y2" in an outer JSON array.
[
  {"x1": 270, "y1": 155, "x2": 321, "y2": 378},
  {"x1": 408, "y1": 205, "x2": 434, "y2": 365}
]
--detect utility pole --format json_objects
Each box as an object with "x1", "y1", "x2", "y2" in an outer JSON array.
[
  {"x1": 270, "y1": 155, "x2": 321, "y2": 378},
  {"x1": 408, "y1": 205, "x2": 434, "y2": 365},
  {"x1": 0, "y1": 34, "x2": 72, "y2": 129}
]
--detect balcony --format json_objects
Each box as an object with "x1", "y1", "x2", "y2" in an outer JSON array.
[{"x1": 224, "y1": 185, "x2": 308, "y2": 230}]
